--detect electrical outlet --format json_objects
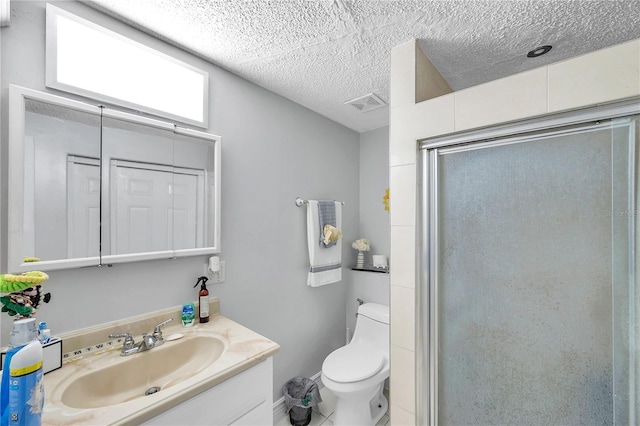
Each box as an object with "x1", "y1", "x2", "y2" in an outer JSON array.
[{"x1": 208, "y1": 260, "x2": 225, "y2": 283}]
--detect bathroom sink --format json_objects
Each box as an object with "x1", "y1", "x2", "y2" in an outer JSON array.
[{"x1": 60, "y1": 334, "x2": 225, "y2": 409}]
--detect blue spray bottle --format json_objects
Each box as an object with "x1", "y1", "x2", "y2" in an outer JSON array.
[
  {"x1": 7, "y1": 341, "x2": 44, "y2": 425},
  {"x1": 1, "y1": 318, "x2": 41, "y2": 426}
]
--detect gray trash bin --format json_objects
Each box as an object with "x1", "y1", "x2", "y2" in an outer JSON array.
[{"x1": 283, "y1": 377, "x2": 322, "y2": 426}]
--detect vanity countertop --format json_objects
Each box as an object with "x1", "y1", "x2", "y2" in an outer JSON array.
[{"x1": 42, "y1": 312, "x2": 280, "y2": 425}]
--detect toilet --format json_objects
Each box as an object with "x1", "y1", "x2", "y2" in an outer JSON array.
[{"x1": 321, "y1": 303, "x2": 389, "y2": 426}]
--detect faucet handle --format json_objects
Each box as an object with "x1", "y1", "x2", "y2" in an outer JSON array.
[
  {"x1": 153, "y1": 318, "x2": 173, "y2": 333},
  {"x1": 109, "y1": 332, "x2": 135, "y2": 349},
  {"x1": 153, "y1": 318, "x2": 173, "y2": 338}
]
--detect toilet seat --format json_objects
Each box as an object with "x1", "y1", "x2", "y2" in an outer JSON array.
[{"x1": 322, "y1": 344, "x2": 384, "y2": 383}]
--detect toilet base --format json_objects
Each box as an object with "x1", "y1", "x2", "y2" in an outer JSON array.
[
  {"x1": 369, "y1": 383, "x2": 389, "y2": 425},
  {"x1": 370, "y1": 386, "x2": 388, "y2": 425},
  {"x1": 331, "y1": 382, "x2": 387, "y2": 426}
]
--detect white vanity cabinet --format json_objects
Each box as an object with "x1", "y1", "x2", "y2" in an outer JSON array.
[{"x1": 143, "y1": 358, "x2": 273, "y2": 425}]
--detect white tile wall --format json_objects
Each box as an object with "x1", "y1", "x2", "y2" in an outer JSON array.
[
  {"x1": 455, "y1": 67, "x2": 548, "y2": 131},
  {"x1": 413, "y1": 94, "x2": 455, "y2": 140},
  {"x1": 390, "y1": 94, "x2": 455, "y2": 167},
  {"x1": 389, "y1": 165, "x2": 416, "y2": 227},
  {"x1": 389, "y1": 226, "x2": 415, "y2": 289},
  {"x1": 389, "y1": 37, "x2": 419, "y2": 426},
  {"x1": 548, "y1": 39, "x2": 640, "y2": 113},
  {"x1": 390, "y1": 285, "x2": 415, "y2": 351},
  {"x1": 389, "y1": 37, "x2": 640, "y2": 426},
  {"x1": 389, "y1": 345, "x2": 415, "y2": 414},
  {"x1": 389, "y1": 104, "x2": 418, "y2": 167},
  {"x1": 390, "y1": 40, "x2": 418, "y2": 108}
]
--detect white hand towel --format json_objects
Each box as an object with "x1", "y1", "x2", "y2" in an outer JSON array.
[{"x1": 307, "y1": 200, "x2": 342, "y2": 286}]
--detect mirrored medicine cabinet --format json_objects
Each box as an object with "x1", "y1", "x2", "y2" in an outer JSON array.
[{"x1": 8, "y1": 85, "x2": 221, "y2": 272}]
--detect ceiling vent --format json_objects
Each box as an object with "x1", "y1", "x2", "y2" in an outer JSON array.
[{"x1": 344, "y1": 93, "x2": 386, "y2": 113}]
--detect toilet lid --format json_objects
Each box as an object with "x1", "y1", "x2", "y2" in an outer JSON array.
[{"x1": 322, "y1": 344, "x2": 385, "y2": 383}]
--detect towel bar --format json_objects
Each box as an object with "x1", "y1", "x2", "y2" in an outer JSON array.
[{"x1": 295, "y1": 197, "x2": 345, "y2": 207}]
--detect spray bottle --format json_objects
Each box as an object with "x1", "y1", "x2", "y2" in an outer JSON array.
[
  {"x1": 8, "y1": 341, "x2": 43, "y2": 425},
  {"x1": 193, "y1": 276, "x2": 209, "y2": 323},
  {"x1": 1, "y1": 318, "x2": 42, "y2": 426}
]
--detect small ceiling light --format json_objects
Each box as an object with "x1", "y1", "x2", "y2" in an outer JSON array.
[{"x1": 527, "y1": 45, "x2": 552, "y2": 58}]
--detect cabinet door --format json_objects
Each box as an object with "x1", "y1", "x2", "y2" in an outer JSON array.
[
  {"x1": 9, "y1": 90, "x2": 102, "y2": 271},
  {"x1": 143, "y1": 358, "x2": 273, "y2": 426}
]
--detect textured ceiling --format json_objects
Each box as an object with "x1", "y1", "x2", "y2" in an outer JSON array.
[{"x1": 83, "y1": 0, "x2": 640, "y2": 133}]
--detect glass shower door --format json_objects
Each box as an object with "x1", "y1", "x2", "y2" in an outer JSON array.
[{"x1": 421, "y1": 115, "x2": 639, "y2": 425}]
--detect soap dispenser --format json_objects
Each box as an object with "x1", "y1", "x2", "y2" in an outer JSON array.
[{"x1": 194, "y1": 276, "x2": 209, "y2": 323}]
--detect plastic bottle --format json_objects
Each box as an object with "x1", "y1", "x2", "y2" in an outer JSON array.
[
  {"x1": 7, "y1": 341, "x2": 44, "y2": 425},
  {"x1": 37, "y1": 322, "x2": 50, "y2": 345},
  {"x1": 193, "y1": 276, "x2": 209, "y2": 323},
  {"x1": 1, "y1": 346, "x2": 22, "y2": 426},
  {"x1": 1, "y1": 318, "x2": 38, "y2": 426},
  {"x1": 181, "y1": 303, "x2": 195, "y2": 327},
  {"x1": 8, "y1": 319, "x2": 37, "y2": 349}
]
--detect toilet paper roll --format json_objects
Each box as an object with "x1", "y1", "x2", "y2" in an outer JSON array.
[{"x1": 372, "y1": 255, "x2": 387, "y2": 269}]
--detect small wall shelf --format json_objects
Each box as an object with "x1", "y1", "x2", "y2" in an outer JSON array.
[{"x1": 351, "y1": 266, "x2": 389, "y2": 274}]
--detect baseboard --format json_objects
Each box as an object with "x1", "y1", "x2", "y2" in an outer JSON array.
[{"x1": 273, "y1": 371, "x2": 323, "y2": 424}]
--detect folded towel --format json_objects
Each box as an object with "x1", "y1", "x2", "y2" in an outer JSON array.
[
  {"x1": 307, "y1": 200, "x2": 342, "y2": 287},
  {"x1": 318, "y1": 200, "x2": 337, "y2": 247}
]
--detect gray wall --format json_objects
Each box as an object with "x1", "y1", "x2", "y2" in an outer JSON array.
[
  {"x1": 358, "y1": 127, "x2": 390, "y2": 254},
  {"x1": 346, "y1": 127, "x2": 390, "y2": 336},
  {"x1": 0, "y1": 1, "x2": 359, "y2": 400}
]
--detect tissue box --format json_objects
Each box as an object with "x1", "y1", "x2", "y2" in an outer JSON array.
[{"x1": 1, "y1": 337, "x2": 62, "y2": 374}]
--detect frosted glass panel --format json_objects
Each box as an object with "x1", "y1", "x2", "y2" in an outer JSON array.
[{"x1": 434, "y1": 120, "x2": 637, "y2": 425}]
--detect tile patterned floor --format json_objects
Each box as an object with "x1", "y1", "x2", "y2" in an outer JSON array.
[{"x1": 276, "y1": 387, "x2": 390, "y2": 426}]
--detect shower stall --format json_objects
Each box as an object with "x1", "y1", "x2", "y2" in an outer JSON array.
[{"x1": 418, "y1": 102, "x2": 640, "y2": 425}]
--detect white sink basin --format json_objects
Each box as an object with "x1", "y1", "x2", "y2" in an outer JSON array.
[{"x1": 60, "y1": 334, "x2": 225, "y2": 409}]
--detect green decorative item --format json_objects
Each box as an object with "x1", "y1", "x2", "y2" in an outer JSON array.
[
  {"x1": 1, "y1": 296, "x2": 34, "y2": 317},
  {"x1": 0, "y1": 269, "x2": 52, "y2": 319},
  {"x1": 0, "y1": 271, "x2": 49, "y2": 293}
]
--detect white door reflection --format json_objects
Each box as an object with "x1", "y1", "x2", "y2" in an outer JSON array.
[
  {"x1": 110, "y1": 161, "x2": 202, "y2": 255},
  {"x1": 67, "y1": 156, "x2": 100, "y2": 258}
]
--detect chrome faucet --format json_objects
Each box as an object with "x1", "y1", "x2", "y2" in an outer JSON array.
[
  {"x1": 108, "y1": 332, "x2": 139, "y2": 356},
  {"x1": 109, "y1": 318, "x2": 173, "y2": 356}
]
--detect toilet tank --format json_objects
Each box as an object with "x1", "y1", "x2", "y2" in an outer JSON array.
[{"x1": 351, "y1": 303, "x2": 389, "y2": 353}]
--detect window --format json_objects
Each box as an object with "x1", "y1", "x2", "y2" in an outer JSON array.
[{"x1": 46, "y1": 4, "x2": 208, "y2": 127}]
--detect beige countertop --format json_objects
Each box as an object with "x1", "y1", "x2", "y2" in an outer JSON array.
[{"x1": 41, "y1": 304, "x2": 279, "y2": 425}]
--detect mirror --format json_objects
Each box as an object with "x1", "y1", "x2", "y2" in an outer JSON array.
[
  {"x1": 101, "y1": 114, "x2": 176, "y2": 261},
  {"x1": 171, "y1": 128, "x2": 220, "y2": 257},
  {"x1": 8, "y1": 85, "x2": 221, "y2": 272}
]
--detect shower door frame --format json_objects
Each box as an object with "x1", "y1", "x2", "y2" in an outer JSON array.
[{"x1": 417, "y1": 99, "x2": 640, "y2": 425}]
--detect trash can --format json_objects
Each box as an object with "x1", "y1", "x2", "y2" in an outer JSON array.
[{"x1": 283, "y1": 377, "x2": 322, "y2": 426}]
